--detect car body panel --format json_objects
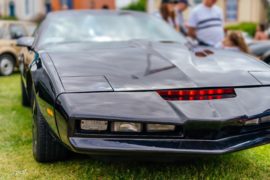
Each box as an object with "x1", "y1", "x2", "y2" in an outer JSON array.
[
  {"x1": 57, "y1": 92, "x2": 181, "y2": 123},
  {"x1": 249, "y1": 41, "x2": 270, "y2": 57},
  {"x1": 52, "y1": 86, "x2": 270, "y2": 154},
  {"x1": 55, "y1": 87, "x2": 270, "y2": 126},
  {"x1": 45, "y1": 42, "x2": 270, "y2": 92},
  {"x1": 61, "y1": 76, "x2": 113, "y2": 92},
  {"x1": 0, "y1": 39, "x2": 19, "y2": 65},
  {"x1": 249, "y1": 71, "x2": 270, "y2": 85},
  {"x1": 249, "y1": 41, "x2": 270, "y2": 62},
  {"x1": 19, "y1": 10, "x2": 270, "y2": 157},
  {"x1": 69, "y1": 129, "x2": 270, "y2": 155}
]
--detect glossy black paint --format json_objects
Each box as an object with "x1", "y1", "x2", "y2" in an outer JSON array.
[
  {"x1": 46, "y1": 41, "x2": 270, "y2": 90},
  {"x1": 69, "y1": 129, "x2": 270, "y2": 155},
  {"x1": 20, "y1": 10, "x2": 270, "y2": 156}
]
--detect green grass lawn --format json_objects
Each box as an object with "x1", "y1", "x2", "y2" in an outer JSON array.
[{"x1": 1, "y1": 74, "x2": 270, "y2": 179}]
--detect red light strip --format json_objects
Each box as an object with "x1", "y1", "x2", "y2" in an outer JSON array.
[{"x1": 157, "y1": 88, "x2": 236, "y2": 101}]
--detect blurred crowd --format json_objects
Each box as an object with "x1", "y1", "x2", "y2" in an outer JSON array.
[{"x1": 157, "y1": 0, "x2": 270, "y2": 54}]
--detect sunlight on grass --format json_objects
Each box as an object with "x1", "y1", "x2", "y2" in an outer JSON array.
[{"x1": 0, "y1": 74, "x2": 270, "y2": 179}]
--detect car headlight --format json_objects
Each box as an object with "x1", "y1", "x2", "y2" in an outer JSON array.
[
  {"x1": 80, "y1": 120, "x2": 108, "y2": 131},
  {"x1": 244, "y1": 118, "x2": 259, "y2": 126},
  {"x1": 147, "y1": 124, "x2": 175, "y2": 132},
  {"x1": 112, "y1": 122, "x2": 142, "y2": 132},
  {"x1": 260, "y1": 116, "x2": 270, "y2": 123}
]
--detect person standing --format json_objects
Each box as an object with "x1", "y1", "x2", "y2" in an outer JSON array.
[
  {"x1": 175, "y1": 0, "x2": 189, "y2": 35},
  {"x1": 45, "y1": 0, "x2": 52, "y2": 13},
  {"x1": 254, "y1": 24, "x2": 269, "y2": 41},
  {"x1": 188, "y1": 0, "x2": 224, "y2": 46},
  {"x1": 222, "y1": 32, "x2": 249, "y2": 53},
  {"x1": 159, "y1": 0, "x2": 177, "y2": 30}
]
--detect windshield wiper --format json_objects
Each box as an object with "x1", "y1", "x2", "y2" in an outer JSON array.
[{"x1": 159, "y1": 40, "x2": 179, "y2": 43}]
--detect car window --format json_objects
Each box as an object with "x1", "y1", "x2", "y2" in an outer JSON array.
[
  {"x1": 0, "y1": 22, "x2": 4, "y2": 38},
  {"x1": 9, "y1": 24, "x2": 27, "y2": 39}
]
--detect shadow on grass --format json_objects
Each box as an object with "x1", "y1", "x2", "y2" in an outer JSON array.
[{"x1": 53, "y1": 151, "x2": 257, "y2": 179}]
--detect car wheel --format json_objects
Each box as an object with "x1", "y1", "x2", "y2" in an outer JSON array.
[
  {"x1": 32, "y1": 104, "x2": 69, "y2": 162},
  {"x1": 21, "y1": 78, "x2": 30, "y2": 107},
  {"x1": 0, "y1": 54, "x2": 15, "y2": 76}
]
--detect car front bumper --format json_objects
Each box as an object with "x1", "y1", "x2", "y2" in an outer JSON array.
[
  {"x1": 69, "y1": 129, "x2": 270, "y2": 155},
  {"x1": 54, "y1": 87, "x2": 270, "y2": 156}
]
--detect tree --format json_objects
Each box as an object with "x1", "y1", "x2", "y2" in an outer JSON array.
[
  {"x1": 122, "y1": 0, "x2": 147, "y2": 12},
  {"x1": 263, "y1": 0, "x2": 270, "y2": 23}
]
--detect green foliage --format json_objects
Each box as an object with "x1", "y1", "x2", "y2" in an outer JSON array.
[
  {"x1": 226, "y1": 22, "x2": 257, "y2": 37},
  {"x1": 0, "y1": 16, "x2": 17, "y2": 21},
  {"x1": 122, "y1": 0, "x2": 147, "y2": 12}
]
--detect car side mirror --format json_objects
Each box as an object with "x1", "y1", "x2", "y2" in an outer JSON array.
[{"x1": 17, "y1": 37, "x2": 34, "y2": 49}]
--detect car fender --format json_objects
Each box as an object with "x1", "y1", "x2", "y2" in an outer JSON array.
[
  {"x1": 31, "y1": 60, "x2": 61, "y2": 139},
  {"x1": 0, "y1": 40, "x2": 19, "y2": 65}
]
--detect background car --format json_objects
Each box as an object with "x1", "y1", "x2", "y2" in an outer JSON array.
[{"x1": 0, "y1": 20, "x2": 36, "y2": 76}]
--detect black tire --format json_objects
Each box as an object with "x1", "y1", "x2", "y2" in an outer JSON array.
[
  {"x1": 21, "y1": 78, "x2": 30, "y2": 107},
  {"x1": 0, "y1": 54, "x2": 15, "y2": 76},
  {"x1": 32, "y1": 105, "x2": 69, "y2": 162}
]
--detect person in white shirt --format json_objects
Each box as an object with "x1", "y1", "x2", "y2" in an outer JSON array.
[{"x1": 188, "y1": 0, "x2": 225, "y2": 46}]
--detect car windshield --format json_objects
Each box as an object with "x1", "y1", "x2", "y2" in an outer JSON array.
[{"x1": 38, "y1": 12, "x2": 186, "y2": 47}]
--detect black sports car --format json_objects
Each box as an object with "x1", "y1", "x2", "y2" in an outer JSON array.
[{"x1": 18, "y1": 10, "x2": 270, "y2": 162}]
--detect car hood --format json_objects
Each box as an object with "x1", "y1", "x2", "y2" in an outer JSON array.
[{"x1": 45, "y1": 41, "x2": 270, "y2": 92}]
